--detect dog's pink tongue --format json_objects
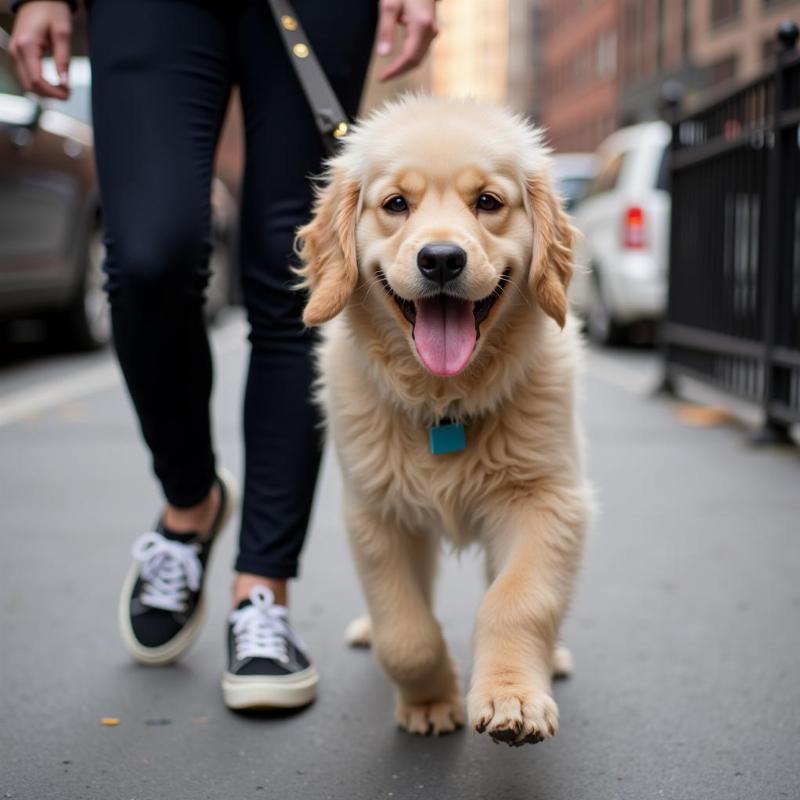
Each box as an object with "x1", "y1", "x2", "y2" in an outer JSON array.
[{"x1": 414, "y1": 296, "x2": 476, "y2": 376}]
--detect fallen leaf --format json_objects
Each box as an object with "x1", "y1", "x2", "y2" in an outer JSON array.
[
  {"x1": 100, "y1": 718, "x2": 120, "y2": 727},
  {"x1": 674, "y1": 403, "x2": 733, "y2": 427}
]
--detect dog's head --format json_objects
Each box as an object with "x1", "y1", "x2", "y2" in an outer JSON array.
[{"x1": 296, "y1": 96, "x2": 574, "y2": 378}]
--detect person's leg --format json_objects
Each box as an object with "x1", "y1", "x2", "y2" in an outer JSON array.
[
  {"x1": 232, "y1": 0, "x2": 377, "y2": 601},
  {"x1": 221, "y1": 1, "x2": 376, "y2": 709},
  {"x1": 89, "y1": 0, "x2": 234, "y2": 530},
  {"x1": 89, "y1": 0, "x2": 236, "y2": 664}
]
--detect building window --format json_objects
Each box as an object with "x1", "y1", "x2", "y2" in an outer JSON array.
[
  {"x1": 596, "y1": 30, "x2": 618, "y2": 79},
  {"x1": 711, "y1": 0, "x2": 741, "y2": 26},
  {"x1": 707, "y1": 54, "x2": 739, "y2": 87},
  {"x1": 762, "y1": 37, "x2": 775, "y2": 66},
  {"x1": 682, "y1": 0, "x2": 691, "y2": 62},
  {"x1": 624, "y1": 0, "x2": 642, "y2": 82}
]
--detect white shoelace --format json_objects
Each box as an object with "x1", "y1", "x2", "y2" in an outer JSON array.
[
  {"x1": 230, "y1": 586, "x2": 305, "y2": 664},
  {"x1": 131, "y1": 531, "x2": 202, "y2": 613}
]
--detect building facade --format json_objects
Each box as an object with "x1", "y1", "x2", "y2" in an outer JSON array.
[
  {"x1": 539, "y1": 0, "x2": 800, "y2": 152},
  {"x1": 690, "y1": 0, "x2": 800, "y2": 91},
  {"x1": 362, "y1": 0, "x2": 545, "y2": 117},
  {"x1": 618, "y1": 0, "x2": 800, "y2": 122},
  {"x1": 539, "y1": 0, "x2": 622, "y2": 152},
  {"x1": 618, "y1": 0, "x2": 697, "y2": 122}
]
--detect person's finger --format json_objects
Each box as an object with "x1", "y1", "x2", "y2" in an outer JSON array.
[
  {"x1": 376, "y1": 0, "x2": 401, "y2": 57},
  {"x1": 51, "y1": 23, "x2": 72, "y2": 93},
  {"x1": 26, "y1": 41, "x2": 69, "y2": 100},
  {"x1": 9, "y1": 37, "x2": 33, "y2": 92},
  {"x1": 20, "y1": 40, "x2": 47, "y2": 95},
  {"x1": 23, "y1": 32, "x2": 68, "y2": 100},
  {"x1": 379, "y1": 14, "x2": 436, "y2": 81}
]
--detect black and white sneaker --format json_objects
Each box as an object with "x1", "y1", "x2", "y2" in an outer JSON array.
[
  {"x1": 118, "y1": 468, "x2": 237, "y2": 665},
  {"x1": 222, "y1": 586, "x2": 319, "y2": 710}
]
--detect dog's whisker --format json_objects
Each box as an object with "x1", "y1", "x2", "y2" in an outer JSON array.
[
  {"x1": 361, "y1": 275, "x2": 385, "y2": 303},
  {"x1": 497, "y1": 275, "x2": 531, "y2": 307}
]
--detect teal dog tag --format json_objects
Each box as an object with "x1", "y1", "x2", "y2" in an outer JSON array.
[{"x1": 429, "y1": 421, "x2": 466, "y2": 455}]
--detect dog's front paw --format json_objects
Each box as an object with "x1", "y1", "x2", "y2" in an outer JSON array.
[
  {"x1": 468, "y1": 686, "x2": 558, "y2": 746},
  {"x1": 395, "y1": 695, "x2": 465, "y2": 736}
]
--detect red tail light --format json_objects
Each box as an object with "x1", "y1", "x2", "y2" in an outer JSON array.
[{"x1": 623, "y1": 206, "x2": 646, "y2": 249}]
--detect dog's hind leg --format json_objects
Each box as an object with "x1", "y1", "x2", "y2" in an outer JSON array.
[
  {"x1": 345, "y1": 502, "x2": 463, "y2": 736},
  {"x1": 344, "y1": 615, "x2": 372, "y2": 648},
  {"x1": 552, "y1": 644, "x2": 573, "y2": 679}
]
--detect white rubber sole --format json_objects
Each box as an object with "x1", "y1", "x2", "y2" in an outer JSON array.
[
  {"x1": 118, "y1": 467, "x2": 238, "y2": 666},
  {"x1": 222, "y1": 665, "x2": 319, "y2": 710}
]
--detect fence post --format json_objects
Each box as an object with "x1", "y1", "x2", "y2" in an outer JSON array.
[
  {"x1": 752, "y1": 21, "x2": 799, "y2": 444},
  {"x1": 654, "y1": 81, "x2": 683, "y2": 397}
]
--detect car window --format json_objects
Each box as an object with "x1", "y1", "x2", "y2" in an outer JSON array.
[
  {"x1": 40, "y1": 58, "x2": 94, "y2": 124},
  {"x1": 0, "y1": 49, "x2": 24, "y2": 97},
  {"x1": 0, "y1": 49, "x2": 40, "y2": 127},
  {"x1": 585, "y1": 152, "x2": 625, "y2": 197},
  {"x1": 557, "y1": 176, "x2": 594, "y2": 211},
  {"x1": 655, "y1": 147, "x2": 670, "y2": 191},
  {"x1": 44, "y1": 84, "x2": 93, "y2": 125}
]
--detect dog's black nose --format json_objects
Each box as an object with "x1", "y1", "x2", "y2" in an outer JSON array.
[{"x1": 417, "y1": 243, "x2": 467, "y2": 286}]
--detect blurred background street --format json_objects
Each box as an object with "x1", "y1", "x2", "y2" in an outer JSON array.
[
  {"x1": 1, "y1": 311, "x2": 799, "y2": 800},
  {"x1": 2, "y1": 0, "x2": 800, "y2": 797}
]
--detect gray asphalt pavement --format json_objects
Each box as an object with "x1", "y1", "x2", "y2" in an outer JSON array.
[{"x1": 2, "y1": 313, "x2": 799, "y2": 800}]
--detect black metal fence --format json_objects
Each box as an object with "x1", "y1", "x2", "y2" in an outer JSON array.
[{"x1": 663, "y1": 23, "x2": 800, "y2": 441}]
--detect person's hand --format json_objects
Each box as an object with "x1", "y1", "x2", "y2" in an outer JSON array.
[
  {"x1": 376, "y1": 0, "x2": 438, "y2": 82},
  {"x1": 9, "y1": 1, "x2": 72, "y2": 100}
]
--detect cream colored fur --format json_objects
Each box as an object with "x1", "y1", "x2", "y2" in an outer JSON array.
[{"x1": 296, "y1": 96, "x2": 591, "y2": 746}]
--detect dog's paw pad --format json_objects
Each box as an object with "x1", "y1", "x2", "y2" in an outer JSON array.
[
  {"x1": 344, "y1": 615, "x2": 372, "y2": 648},
  {"x1": 396, "y1": 697, "x2": 465, "y2": 736},
  {"x1": 552, "y1": 644, "x2": 573, "y2": 679},
  {"x1": 470, "y1": 690, "x2": 558, "y2": 746}
]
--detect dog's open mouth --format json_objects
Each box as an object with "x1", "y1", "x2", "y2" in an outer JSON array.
[{"x1": 377, "y1": 269, "x2": 510, "y2": 377}]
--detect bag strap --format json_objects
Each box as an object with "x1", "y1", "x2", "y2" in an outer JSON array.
[{"x1": 266, "y1": 0, "x2": 351, "y2": 156}]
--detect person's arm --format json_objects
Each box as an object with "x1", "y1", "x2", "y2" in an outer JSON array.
[
  {"x1": 9, "y1": 0, "x2": 74, "y2": 100},
  {"x1": 375, "y1": 0, "x2": 439, "y2": 82}
]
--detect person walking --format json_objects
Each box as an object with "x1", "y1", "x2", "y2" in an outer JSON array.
[{"x1": 9, "y1": 0, "x2": 438, "y2": 710}]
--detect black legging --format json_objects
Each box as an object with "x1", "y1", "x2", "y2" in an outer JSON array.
[{"x1": 88, "y1": 0, "x2": 376, "y2": 578}]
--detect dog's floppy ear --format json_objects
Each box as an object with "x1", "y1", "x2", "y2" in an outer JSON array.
[
  {"x1": 527, "y1": 173, "x2": 575, "y2": 329},
  {"x1": 295, "y1": 168, "x2": 360, "y2": 326}
]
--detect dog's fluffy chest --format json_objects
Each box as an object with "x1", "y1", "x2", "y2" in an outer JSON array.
[
  {"x1": 336, "y1": 413, "x2": 494, "y2": 544},
  {"x1": 316, "y1": 318, "x2": 581, "y2": 544}
]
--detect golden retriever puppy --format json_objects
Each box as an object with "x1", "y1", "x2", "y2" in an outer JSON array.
[{"x1": 296, "y1": 96, "x2": 590, "y2": 746}]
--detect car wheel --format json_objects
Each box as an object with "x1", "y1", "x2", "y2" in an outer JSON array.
[
  {"x1": 57, "y1": 224, "x2": 111, "y2": 351},
  {"x1": 587, "y1": 272, "x2": 624, "y2": 346}
]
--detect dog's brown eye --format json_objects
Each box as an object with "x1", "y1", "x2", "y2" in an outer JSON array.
[
  {"x1": 383, "y1": 196, "x2": 409, "y2": 214},
  {"x1": 476, "y1": 193, "x2": 503, "y2": 212}
]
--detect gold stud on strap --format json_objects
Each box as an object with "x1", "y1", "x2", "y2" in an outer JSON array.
[
  {"x1": 332, "y1": 121, "x2": 349, "y2": 139},
  {"x1": 292, "y1": 43, "x2": 309, "y2": 58},
  {"x1": 281, "y1": 14, "x2": 297, "y2": 31}
]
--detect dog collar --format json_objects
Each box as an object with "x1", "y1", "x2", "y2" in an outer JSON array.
[{"x1": 429, "y1": 418, "x2": 466, "y2": 455}]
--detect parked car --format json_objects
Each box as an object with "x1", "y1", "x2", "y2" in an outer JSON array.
[
  {"x1": 570, "y1": 121, "x2": 671, "y2": 344},
  {"x1": 41, "y1": 56, "x2": 238, "y2": 326},
  {"x1": 0, "y1": 41, "x2": 105, "y2": 348},
  {"x1": 551, "y1": 152, "x2": 599, "y2": 212},
  {"x1": 0, "y1": 38, "x2": 237, "y2": 351}
]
